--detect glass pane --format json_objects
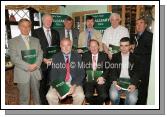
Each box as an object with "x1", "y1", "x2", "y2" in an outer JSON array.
[
  {"x1": 8, "y1": 10, "x2": 30, "y2": 22},
  {"x1": 10, "y1": 25, "x2": 20, "y2": 38}
]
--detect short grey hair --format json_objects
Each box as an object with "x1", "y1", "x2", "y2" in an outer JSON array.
[
  {"x1": 42, "y1": 14, "x2": 53, "y2": 23},
  {"x1": 109, "y1": 13, "x2": 121, "y2": 21}
]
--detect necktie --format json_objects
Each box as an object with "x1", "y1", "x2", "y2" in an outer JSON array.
[
  {"x1": 24, "y1": 36, "x2": 30, "y2": 50},
  {"x1": 65, "y1": 55, "x2": 70, "y2": 82},
  {"x1": 46, "y1": 29, "x2": 51, "y2": 47},
  {"x1": 67, "y1": 30, "x2": 70, "y2": 39},
  {"x1": 87, "y1": 31, "x2": 91, "y2": 47},
  {"x1": 135, "y1": 33, "x2": 140, "y2": 47},
  {"x1": 92, "y1": 55, "x2": 97, "y2": 70}
]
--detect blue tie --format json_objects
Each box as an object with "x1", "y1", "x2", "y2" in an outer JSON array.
[{"x1": 87, "y1": 31, "x2": 91, "y2": 46}]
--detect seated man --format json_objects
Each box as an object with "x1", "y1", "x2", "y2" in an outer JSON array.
[
  {"x1": 46, "y1": 38, "x2": 85, "y2": 105},
  {"x1": 82, "y1": 39, "x2": 109, "y2": 105},
  {"x1": 109, "y1": 37, "x2": 141, "y2": 105}
]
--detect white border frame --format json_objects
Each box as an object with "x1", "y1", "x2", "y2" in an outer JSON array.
[{"x1": 1, "y1": 1, "x2": 159, "y2": 110}]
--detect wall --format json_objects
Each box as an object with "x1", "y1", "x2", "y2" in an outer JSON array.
[{"x1": 60, "y1": 5, "x2": 108, "y2": 16}]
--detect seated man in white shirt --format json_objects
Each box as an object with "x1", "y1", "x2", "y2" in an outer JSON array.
[
  {"x1": 102, "y1": 13, "x2": 129, "y2": 59},
  {"x1": 108, "y1": 37, "x2": 141, "y2": 105}
]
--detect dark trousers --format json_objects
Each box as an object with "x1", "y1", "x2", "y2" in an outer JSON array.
[
  {"x1": 39, "y1": 67, "x2": 51, "y2": 105},
  {"x1": 84, "y1": 81, "x2": 107, "y2": 105},
  {"x1": 137, "y1": 65, "x2": 150, "y2": 105}
]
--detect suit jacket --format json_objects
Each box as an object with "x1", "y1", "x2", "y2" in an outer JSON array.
[
  {"x1": 109, "y1": 52, "x2": 141, "y2": 86},
  {"x1": 133, "y1": 30, "x2": 153, "y2": 66},
  {"x1": 50, "y1": 51, "x2": 85, "y2": 86},
  {"x1": 8, "y1": 35, "x2": 43, "y2": 83},
  {"x1": 57, "y1": 28, "x2": 79, "y2": 47},
  {"x1": 32, "y1": 27, "x2": 60, "y2": 70},
  {"x1": 82, "y1": 51, "x2": 110, "y2": 81},
  {"x1": 78, "y1": 29, "x2": 103, "y2": 51}
]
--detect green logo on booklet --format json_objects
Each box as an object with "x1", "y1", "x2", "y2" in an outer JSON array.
[
  {"x1": 51, "y1": 79, "x2": 70, "y2": 99},
  {"x1": 45, "y1": 46, "x2": 60, "y2": 59},
  {"x1": 21, "y1": 49, "x2": 36, "y2": 64}
]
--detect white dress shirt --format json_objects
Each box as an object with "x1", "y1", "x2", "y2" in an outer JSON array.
[
  {"x1": 120, "y1": 52, "x2": 130, "y2": 78},
  {"x1": 102, "y1": 25, "x2": 129, "y2": 47}
]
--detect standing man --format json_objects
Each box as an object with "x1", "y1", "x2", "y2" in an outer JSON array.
[
  {"x1": 102, "y1": 13, "x2": 129, "y2": 59},
  {"x1": 58, "y1": 16, "x2": 79, "y2": 47},
  {"x1": 32, "y1": 14, "x2": 60, "y2": 105},
  {"x1": 133, "y1": 17, "x2": 153, "y2": 105},
  {"x1": 109, "y1": 37, "x2": 141, "y2": 105},
  {"x1": 8, "y1": 18, "x2": 43, "y2": 104},
  {"x1": 78, "y1": 15, "x2": 103, "y2": 52},
  {"x1": 46, "y1": 38, "x2": 85, "y2": 105},
  {"x1": 82, "y1": 39, "x2": 109, "y2": 105}
]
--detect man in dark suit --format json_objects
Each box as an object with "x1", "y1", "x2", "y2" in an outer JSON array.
[
  {"x1": 57, "y1": 16, "x2": 79, "y2": 47},
  {"x1": 32, "y1": 14, "x2": 60, "y2": 105},
  {"x1": 109, "y1": 37, "x2": 141, "y2": 105},
  {"x1": 82, "y1": 39, "x2": 109, "y2": 105},
  {"x1": 133, "y1": 17, "x2": 153, "y2": 105},
  {"x1": 46, "y1": 38, "x2": 85, "y2": 105}
]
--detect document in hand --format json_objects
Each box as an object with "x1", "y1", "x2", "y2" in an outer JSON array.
[
  {"x1": 109, "y1": 44, "x2": 120, "y2": 54},
  {"x1": 21, "y1": 49, "x2": 36, "y2": 64},
  {"x1": 86, "y1": 70, "x2": 103, "y2": 82},
  {"x1": 51, "y1": 79, "x2": 70, "y2": 99},
  {"x1": 45, "y1": 46, "x2": 60, "y2": 59},
  {"x1": 117, "y1": 78, "x2": 131, "y2": 90}
]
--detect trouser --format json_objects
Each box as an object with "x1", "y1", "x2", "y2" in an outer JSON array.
[
  {"x1": 84, "y1": 82, "x2": 107, "y2": 105},
  {"x1": 39, "y1": 68, "x2": 50, "y2": 105},
  {"x1": 17, "y1": 76, "x2": 40, "y2": 105},
  {"x1": 109, "y1": 84, "x2": 138, "y2": 105},
  {"x1": 46, "y1": 86, "x2": 85, "y2": 105}
]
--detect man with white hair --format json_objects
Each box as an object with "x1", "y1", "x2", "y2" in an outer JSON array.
[{"x1": 102, "y1": 13, "x2": 129, "y2": 59}]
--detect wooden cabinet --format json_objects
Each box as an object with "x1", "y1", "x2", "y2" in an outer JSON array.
[{"x1": 72, "y1": 10, "x2": 98, "y2": 32}]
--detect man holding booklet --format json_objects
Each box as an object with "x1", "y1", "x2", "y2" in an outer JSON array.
[
  {"x1": 8, "y1": 18, "x2": 43, "y2": 104},
  {"x1": 46, "y1": 38, "x2": 85, "y2": 105},
  {"x1": 82, "y1": 39, "x2": 110, "y2": 105},
  {"x1": 109, "y1": 37, "x2": 141, "y2": 105}
]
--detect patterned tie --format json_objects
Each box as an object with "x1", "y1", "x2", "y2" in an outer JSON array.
[
  {"x1": 24, "y1": 36, "x2": 30, "y2": 50},
  {"x1": 67, "y1": 30, "x2": 70, "y2": 39},
  {"x1": 46, "y1": 29, "x2": 51, "y2": 47},
  {"x1": 87, "y1": 31, "x2": 91, "y2": 47},
  {"x1": 65, "y1": 55, "x2": 70, "y2": 82},
  {"x1": 92, "y1": 55, "x2": 97, "y2": 70}
]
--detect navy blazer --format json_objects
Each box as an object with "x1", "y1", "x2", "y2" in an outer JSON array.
[
  {"x1": 109, "y1": 52, "x2": 141, "y2": 86},
  {"x1": 50, "y1": 51, "x2": 85, "y2": 86}
]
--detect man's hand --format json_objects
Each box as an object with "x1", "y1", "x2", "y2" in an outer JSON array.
[
  {"x1": 43, "y1": 58, "x2": 52, "y2": 65},
  {"x1": 128, "y1": 84, "x2": 136, "y2": 92},
  {"x1": 77, "y1": 49, "x2": 83, "y2": 54},
  {"x1": 97, "y1": 77, "x2": 105, "y2": 85},
  {"x1": 68, "y1": 85, "x2": 76, "y2": 95},
  {"x1": 28, "y1": 64, "x2": 38, "y2": 72}
]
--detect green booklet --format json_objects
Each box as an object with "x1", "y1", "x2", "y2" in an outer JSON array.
[
  {"x1": 45, "y1": 46, "x2": 60, "y2": 59},
  {"x1": 51, "y1": 79, "x2": 70, "y2": 99},
  {"x1": 77, "y1": 47, "x2": 89, "y2": 53},
  {"x1": 109, "y1": 44, "x2": 120, "y2": 54},
  {"x1": 21, "y1": 49, "x2": 36, "y2": 64},
  {"x1": 86, "y1": 70, "x2": 103, "y2": 82},
  {"x1": 117, "y1": 77, "x2": 131, "y2": 90}
]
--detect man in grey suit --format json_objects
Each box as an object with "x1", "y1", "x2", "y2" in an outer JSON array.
[
  {"x1": 57, "y1": 16, "x2": 79, "y2": 47},
  {"x1": 8, "y1": 18, "x2": 43, "y2": 105}
]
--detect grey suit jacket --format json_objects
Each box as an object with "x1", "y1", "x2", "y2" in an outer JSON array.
[
  {"x1": 8, "y1": 35, "x2": 43, "y2": 83},
  {"x1": 57, "y1": 28, "x2": 79, "y2": 47}
]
